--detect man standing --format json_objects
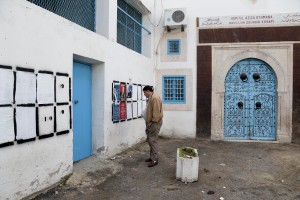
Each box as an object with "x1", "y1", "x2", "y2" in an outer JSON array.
[{"x1": 143, "y1": 85, "x2": 163, "y2": 167}]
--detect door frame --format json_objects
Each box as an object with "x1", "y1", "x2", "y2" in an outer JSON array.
[{"x1": 209, "y1": 44, "x2": 293, "y2": 142}]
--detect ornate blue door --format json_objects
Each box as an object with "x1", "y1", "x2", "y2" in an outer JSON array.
[{"x1": 224, "y1": 58, "x2": 277, "y2": 140}]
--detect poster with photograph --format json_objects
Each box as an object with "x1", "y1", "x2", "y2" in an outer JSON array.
[
  {"x1": 112, "y1": 82, "x2": 120, "y2": 101},
  {"x1": 126, "y1": 102, "x2": 132, "y2": 120},
  {"x1": 127, "y1": 83, "x2": 133, "y2": 101},
  {"x1": 132, "y1": 84, "x2": 138, "y2": 101},
  {"x1": 120, "y1": 101, "x2": 126, "y2": 120},
  {"x1": 112, "y1": 102, "x2": 120, "y2": 122},
  {"x1": 120, "y1": 82, "x2": 126, "y2": 101},
  {"x1": 137, "y1": 85, "x2": 142, "y2": 100}
]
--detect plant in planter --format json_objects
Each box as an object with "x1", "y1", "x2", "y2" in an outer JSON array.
[{"x1": 176, "y1": 147, "x2": 199, "y2": 183}]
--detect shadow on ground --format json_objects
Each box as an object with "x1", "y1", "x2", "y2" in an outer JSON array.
[{"x1": 32, "y1": 138, "x2": 300, "y2": 200}]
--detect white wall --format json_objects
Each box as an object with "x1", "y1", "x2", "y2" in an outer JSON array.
[
  {"x1": 0, "y1": 0, "x2": 154, "y2": 199},
  {"x1": 154, "y1": 0, "x2": 300, "y2": 139}
]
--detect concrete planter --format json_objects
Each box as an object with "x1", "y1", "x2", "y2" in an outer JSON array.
[{"x1": 176, "y1": 147, "x2": 199, "y2": 183}]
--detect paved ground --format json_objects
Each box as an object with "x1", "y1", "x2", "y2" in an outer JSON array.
[{"x1": 32, "y1": 138, "x2": 300, "y2": 200}]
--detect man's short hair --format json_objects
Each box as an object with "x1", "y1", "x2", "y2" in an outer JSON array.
[{"x1": 143, "y1": 85, "x2": 153, "y2": 92}]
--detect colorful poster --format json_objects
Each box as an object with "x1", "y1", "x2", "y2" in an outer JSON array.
[
  {"x1": 112, "y1": 102, "x2": 120, "y2": 122},
  {"x1": 127, "y1": 83, "x2": 133, "y2": 101},
  {"x1": 112, "y1": 82, "x2": 120, "y2": 101},
  {"x1": 120, "y1": 82, "x2": 126, "y2": 101},
  {"x1": 120, "y1": 101, "x2": 126, "y2": 120}
]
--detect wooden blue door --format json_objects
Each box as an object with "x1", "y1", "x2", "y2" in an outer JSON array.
[
  {"x1": 73, "y1": 61, "x2": 92, "y2": 161},
  {"x1": 224, "y1": 58, "x2": 277, "y2": 140}
]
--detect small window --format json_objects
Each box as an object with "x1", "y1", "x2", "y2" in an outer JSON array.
[
  {"x1": 167, "y1": 39, "x2": 181, "y2": 55},
  {"x1": 162, "y1": 76, "x2": 186, "y2": 104}
]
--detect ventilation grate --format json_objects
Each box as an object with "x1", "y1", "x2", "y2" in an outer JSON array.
[{"x1": 172, "y1": 10, "x2": 185, "y2": 23}]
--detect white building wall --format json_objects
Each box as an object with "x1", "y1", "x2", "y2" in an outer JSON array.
[
  {"x1": 154, "y1": 0, "x2": 300, "y2": 138},
  {"x1": 0, "y1": 0, "x2": 154, "y2": 199}
]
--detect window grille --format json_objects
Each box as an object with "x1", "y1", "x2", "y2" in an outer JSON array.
[
  {"x1": 167, "y1": 39, "x2": 181, "y2": 55},
  {"x1": 117, "y1": 0, "x2": 142, "y2": 53},
  {"x1": 27, "y1": 0, "x2": 95, "y2": 31},
  {"x1": 162, "y1": 76, "x2": 186, "y2": 104}
]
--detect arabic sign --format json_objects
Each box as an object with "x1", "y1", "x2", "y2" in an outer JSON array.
[{"x1": 200, "y1": 13, "x2": 300, "y2": 28}]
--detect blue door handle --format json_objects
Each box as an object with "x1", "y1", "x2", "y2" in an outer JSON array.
[{"x1": 74, "y1": 100, "x2": 79, "y2": 104}]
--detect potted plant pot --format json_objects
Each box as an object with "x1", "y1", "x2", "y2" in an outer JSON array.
[{"x1": 176, "y1": 147, "x2": 199, "y2": 183}]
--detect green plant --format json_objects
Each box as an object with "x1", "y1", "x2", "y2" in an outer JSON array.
[{"x1": 178, "y1": 147, "x2": 197, "y2": 158}]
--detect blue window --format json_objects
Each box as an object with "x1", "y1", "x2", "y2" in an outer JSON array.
[
  {"x1": 27, "y1": 0, "x2": 95, "y2": 31},
  {"x1": 117, "y1": 0, "x2": 142, "y2": 53},
  {"x1": 162, "y1": 76, "x2": 186, "y2": 104},
  {"x1": 167, "y1": 39, "x2": 181, "y2": 55}
]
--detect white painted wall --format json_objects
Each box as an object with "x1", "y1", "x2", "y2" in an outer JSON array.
[
  {"x1": 0, "y1": 0, "x2": 154, "y2": 199},
  {"x1": 154, "y1": 0, "x2": 300, "y2": 139}
]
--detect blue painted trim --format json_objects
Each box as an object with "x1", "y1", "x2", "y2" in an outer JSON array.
[
  {"x1": 167, "y1": 39, "x2": 181, "y2": 55},
  {"x1": 94, "y1": 0, "x2": 96, "y2": 32},
  {"x1": 162, "y1": 76, "x2": 186, "y2": 104}
]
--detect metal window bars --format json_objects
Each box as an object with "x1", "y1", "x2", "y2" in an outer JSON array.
[{"x1": 27, "y1": 0, "x2": 95, "y2": 31}]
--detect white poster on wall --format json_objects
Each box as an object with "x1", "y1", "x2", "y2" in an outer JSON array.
[
  {"x1": 56, "y1": 76, "x2": 69, "y2": 103},
  {"x1": 132, "y1": 84, "x2": 138, "y2": 101},
  {"x1": 0, "y1": 68, "x2": 14, "y2": 105},
  {"x1": 56, "y1": 105, "x2": 70, "y2": 132},
  {"x1": 38, "y1": 106, "x2": 54, "y2": 136},
  {"x1": 37, "y1": 73, "x2": 54, "y2": 104},
  {"x1": 137, "y1": 101, "x2": 142, "y2": 117},
  {"x1": 0, "y1": 107, "x2": 15, "y2": 143},
  {"x1": 132, "y1": 101, "x2": 138, "y2": 118},
  {"x1": 126, "y1": 102, "x2": 132, "y2": 120},
  {"x1": 141, "y1": 85, "x2": 145, "y2": 100},
  {"x1": 142, "y1": 100, "x2": 147, "y2": 109},
  {"x1": 137, "y1": 85, "x2": 142, "y2": 100},
  {"x1": 16, "y1": 71, "x2": 36, "y2": 104},
  {"x1": 16, "y1": 107, "x2": 36, "y2": 140}
]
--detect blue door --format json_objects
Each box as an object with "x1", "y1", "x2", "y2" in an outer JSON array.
[
  {"x1": 73, "y1": 61, "x2": 92, "y2": 161},
  {"x1": 224, "y1": 58, "x2": 277, "y2": 140}
]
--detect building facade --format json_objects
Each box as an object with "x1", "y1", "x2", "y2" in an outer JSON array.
[{"x1": 0, "y1": 0, "x2": 300, "y2": 199}]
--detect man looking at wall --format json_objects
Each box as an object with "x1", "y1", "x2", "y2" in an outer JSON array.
[{"x1": 143, "y1": 85, "x2": 163, "y2": 167}]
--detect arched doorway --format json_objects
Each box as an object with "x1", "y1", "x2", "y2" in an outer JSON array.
[{"x1": 224, "y1": 58, "x2": 277, "y2": 140}]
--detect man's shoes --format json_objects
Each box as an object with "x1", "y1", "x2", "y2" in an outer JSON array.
[
  {"x1": 148, "y1": 160, "x2": 158, "y2": 167},
  {"x1": 145, "y1": 158, "x2": 152, "y2": 162}
]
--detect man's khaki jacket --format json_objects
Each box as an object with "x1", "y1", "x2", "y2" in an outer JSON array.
[{"x1": 145, "y1": 93, "x2": 163, "y2": 127}]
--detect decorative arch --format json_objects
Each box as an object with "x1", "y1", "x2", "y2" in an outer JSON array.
[{"x1": 216, "y1": 49, "x2": 286, "y2": 92}]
